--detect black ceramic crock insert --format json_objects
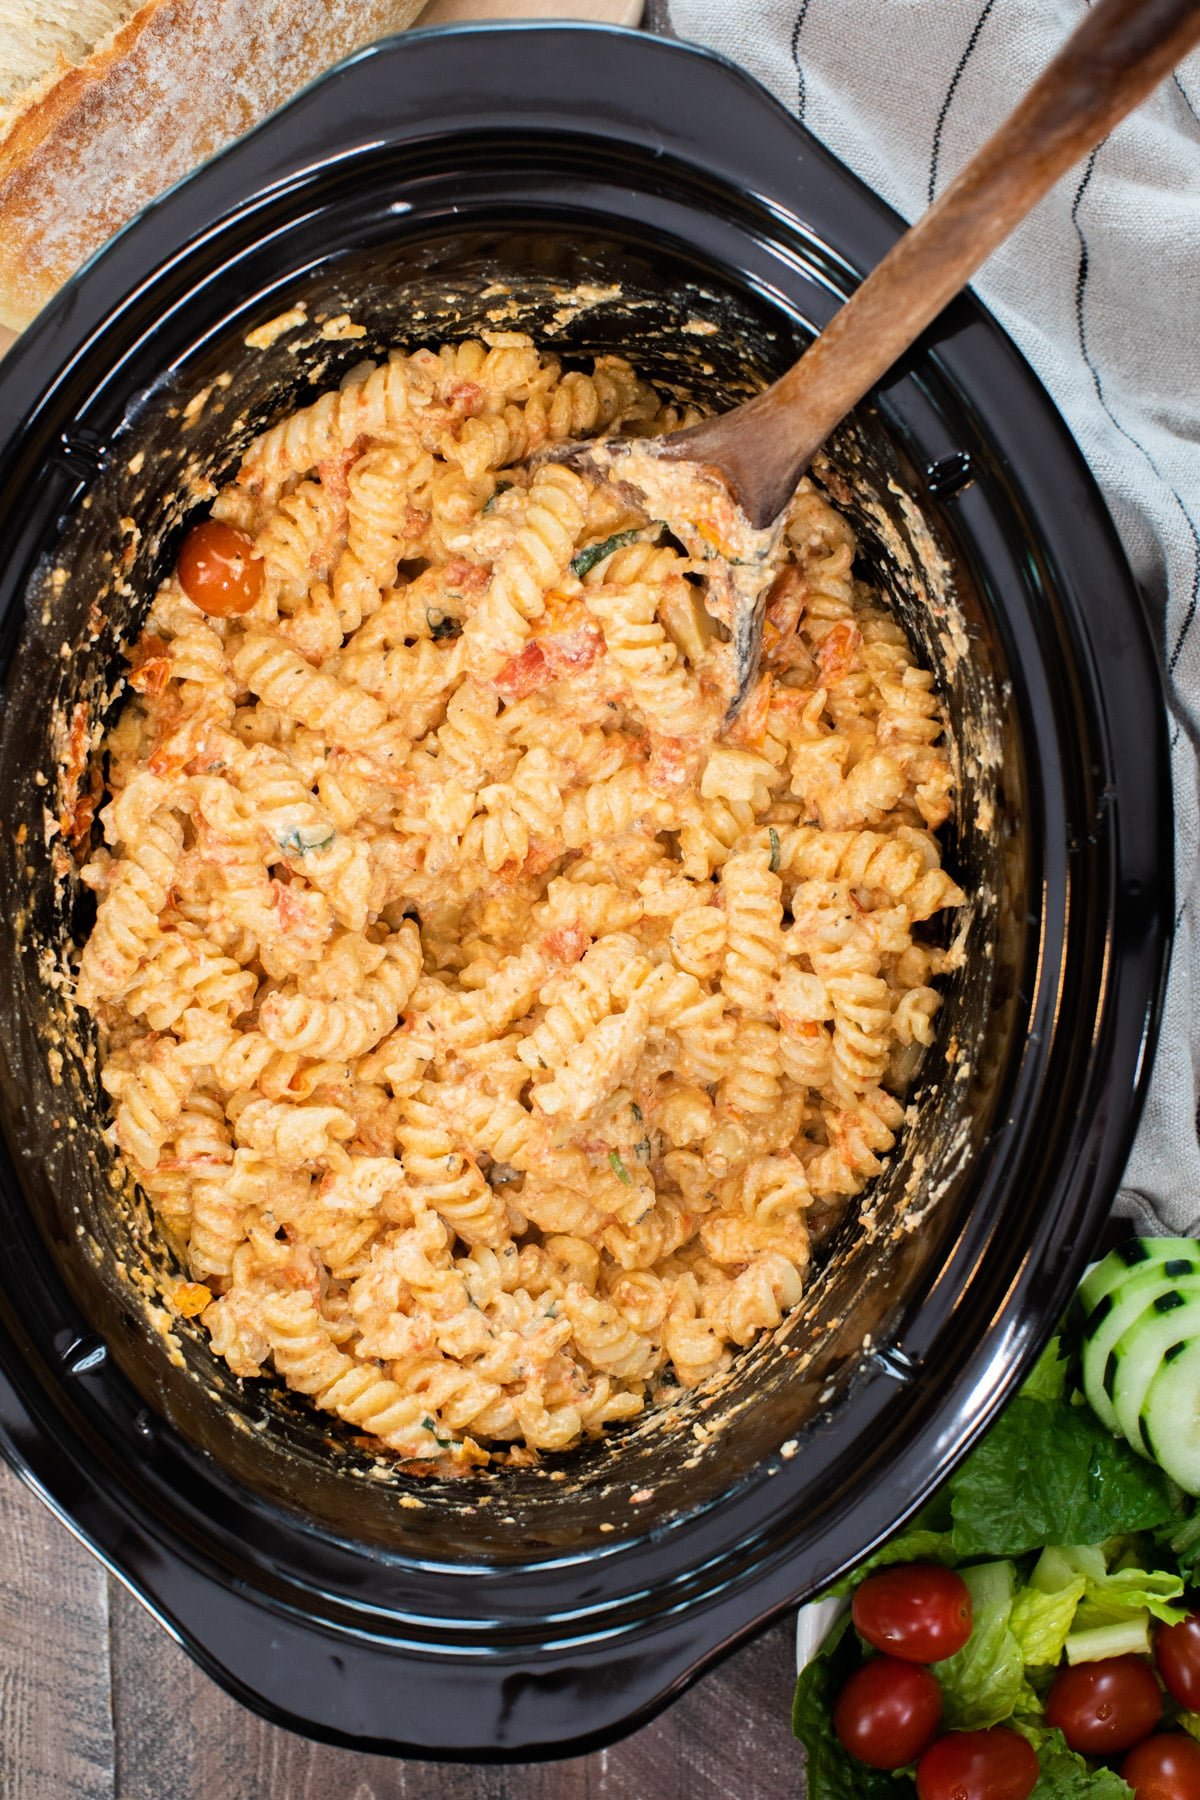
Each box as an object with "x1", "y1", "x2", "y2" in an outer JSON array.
[{"x1": 0, "y1": 25, "x2": 1170, "y2": 1758}]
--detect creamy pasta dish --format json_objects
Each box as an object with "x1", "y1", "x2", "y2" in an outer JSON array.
[{"x1": 76, "y1": 334, "x2": 963, "y2": 1469}]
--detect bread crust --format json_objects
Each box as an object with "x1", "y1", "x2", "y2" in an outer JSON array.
[{"x1": 0, "y1": 0, "x2": 426, "y2": 330}]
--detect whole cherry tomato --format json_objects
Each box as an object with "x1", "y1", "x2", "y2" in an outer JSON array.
[
  {"x1": 915, "y1": 1727, "x2": 1040, "y2": 1800},
  {"x1": 1120, "y1": 1732, "x2": 1200, "y2": 1799},
  {"x1": 852, "y1": 1564, "x2": 974, "y2": 1663},
  {"x1": 833, "y1": 1656, "x2": 942, "y2": 1769},
  {"x1": 1044, "y1": 1655, "x2": 1163, "y2": 1755},
  {"x1": 177, "y1": 519, "x2": 264, "y2": 617},
  {"x1": 1156, "y1": 1611, "x2": 1200, "y2": 1711}
]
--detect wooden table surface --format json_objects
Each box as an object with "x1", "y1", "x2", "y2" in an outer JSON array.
[{"x1": 0, "y1": 1456, "x2": 806, "y2": 1799}]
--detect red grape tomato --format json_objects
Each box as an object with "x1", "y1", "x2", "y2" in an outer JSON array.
[
  {"x1": 1120, "y1": 1732, "x2": 1200, "y2": 1799},
  {"x1": 853, "y1": 1564, "x2": 973, "y2": 1663},
  {"x1": 177, "y1": 519, "x2": 263, "y2": 617},
  {"x1": 1156, "y1": 1612, "x2": 1200, "y2": 1712},
  {"x1": 1044, "y1": 1656, "x2": 1163, "y2": 1756},
  {"x1": 916, "y1": 1727, "x2": 1040, "y2": 1800},
  {"x1": 833, "y1": 1656, "x2": 942, "y2": 1770}
]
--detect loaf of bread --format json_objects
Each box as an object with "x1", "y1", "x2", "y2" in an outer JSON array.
[{"x1": 0, "y1": 0, "x2": 427, "y2": 332}]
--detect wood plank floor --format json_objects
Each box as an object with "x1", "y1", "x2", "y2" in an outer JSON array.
[{"x1": 0, "y1": 1459, "x2": 806, "y2": 1799}]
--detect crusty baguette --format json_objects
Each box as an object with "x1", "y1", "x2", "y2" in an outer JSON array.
[
  {"x1": 0, "y1": 0, "x2": 426, "y2": 331},
  {"x1": 0, "y1": 2, "x2": 141, "y2": 115}
]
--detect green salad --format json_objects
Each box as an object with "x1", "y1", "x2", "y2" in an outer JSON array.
[{"x1": 792, "y1": 1241, "x2": 1200, "y2": 1799}]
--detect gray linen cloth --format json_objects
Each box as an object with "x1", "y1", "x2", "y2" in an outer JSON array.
[{"x1": 651, "y1": 0, "x2": 1200, "y2": 1234}]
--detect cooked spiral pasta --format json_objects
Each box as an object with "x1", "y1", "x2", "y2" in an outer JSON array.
[
  {"x1": 77, "y1": 803, "x2": 184, "y2": 1006},
  {"x1": 77, "y1": 334, "x2": 962, "y2": 1468},
  {"x1": 584, "y1": 542, "x2": 707, "y2": 739},
  {"x1": 254, "y1": 478, "x2": 346, "y2": 614},
  {"x1": 331, "y1": 441, "x2": 425, "y2": 634},
  {"x1": 258, "y1": 925, "x2": 421, "y2": 1060},
  {"x1": 720, "y1": 848, "x2": 783, "y2": 1019},
  {"x1": 102, "y1": 1038, "x2": 192, "y2": 1171},
  {"x1": 262, "y1": 1289, "x2": 441, "y2": 1459},
  {"x1": 396, "y1": 1093, "x2": 509, "y2": 1249},
  {"x1": 232, "y1": 632, "x2": 389, "y2": 745},
  {"x1": 462, "y1": 463, "x2": 588, "y2": 679}
]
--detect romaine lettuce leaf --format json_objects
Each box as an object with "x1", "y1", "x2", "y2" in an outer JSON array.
[
  {"x1": 948, "y1": 1398, "x2": 1175, "y2": 1557},
  {"x1": 827, "y1": 1527, "x2": 956, "y2": 1598},
  {"x1": 792, "y1": 1321, "x2": 1188, "y2": 1795},
  {"x1": 1023, "y1": 1337, "x2": 1069, "y2": 1404},
  {"x1": 933, "y1": 1561, "x2": 1034, "y2": 1730},
  {"x1": 1160, "y1": 1498, "x2": 1200, "y2": 1584},
  {"x1": 1010, "y1": 1576, "x2": 1087, "y2": 1665},
  {"x1": 1075, "y1": 1561, "x2": 1186, "y2": 1628},
  {"x1": 1034, "y1": 1544, "x2": 1108, "y2": 1589},
  {"x1": 1022, "y1": 1726, "x2": 1132, "y2": 1797},
  {"x1": 1006, "y1": 1540, "x2": 1182, "y2": 1667}
]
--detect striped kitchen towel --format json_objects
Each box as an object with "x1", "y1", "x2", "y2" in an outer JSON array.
[{"x1": 652, "y1": 0, "x2": 1200, "y2": 1235}]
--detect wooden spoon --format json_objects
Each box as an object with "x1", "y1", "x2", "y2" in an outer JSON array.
[{"x1": 566, "y1": 0, "x2": 1200, "y2": 713}]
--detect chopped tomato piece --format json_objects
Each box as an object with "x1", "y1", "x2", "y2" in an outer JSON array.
[
  {"x1": 495, "y1": 642, "x2": 549, "y2": 700},
  {"x1": 817, "y1": 619, "x2": 863, "y2": 686},
  {"x1": 766, "y1": 561, "x2": 807, "y2": 623},
  {"x1": 128, "y1": 634, "x2": 172, "y2": 696},
  {"x1": 542, "y1": 924, "x2": 590, "y2": 966},
  {"x1": 443, "y1": 558, "x2": 489, "y2": 595},
  {"x1": 696, "y1": 519, "x2": 737, "y2": 560},
  {"x1": 60, "y1": 773, "x2": 102, "y2": 852},
  {"x1": 727, "y1": 673, "x2": 773, "y2": 749},
  {"x1": 315, "y1": 436, "x2": 365, "y2": 502},
  {"x1": 495, "y1": 623, "x2": 603, "y2": 698},
  {"x1": 447, "y1": 381, "x2": 485, "y2": 416}
]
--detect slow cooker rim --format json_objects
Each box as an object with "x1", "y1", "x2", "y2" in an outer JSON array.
[{"x1": 0, "y1": 23, "x2": 1172, "y2": 1758}]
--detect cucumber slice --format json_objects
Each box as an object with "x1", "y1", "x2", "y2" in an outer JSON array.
[
  {"x1": 1109, "y1": 1281, "x2": 1200, "y2": 1454},
  {"x1": 1081, "y1": 1262, "x2": 1200, "y2": 1434},
  {"x1": 1141, "y1": 1339, "x2": 1200, "y2": 1494},
  {"x1": 1077, "y1": 1239, "x2": 1200, "y2": 1320}
]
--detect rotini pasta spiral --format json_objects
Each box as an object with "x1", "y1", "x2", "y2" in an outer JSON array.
[
  {"x1": 233, "y1": 632, "x2": 389, "y2": 745},
  {"x1": 720, "y1": 848, "x2": 783, "y2": 1019},
  {"x1": 397, "y1": 1093, "x2": 508, "y2": 1248},
  {"x1": 262, "y1": 1289, "x2": 441, "y2": 1459},
  {"x1": 463, "y1": 463, "x2": 588, "y2": 679},
  {"x1": 584, "y1": 541, "x2": 706, "y2": 739},
  {"x1": 77, "y1": 803, "x2": 183, "y2": 1006},
  {"x1": 258, "y1": 924, "x2": 421, "y2": 1060}
]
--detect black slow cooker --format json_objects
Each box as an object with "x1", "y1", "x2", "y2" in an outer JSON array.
[{"x1": 0, "y1": 25, "x2": 1170, "y2": 1758}]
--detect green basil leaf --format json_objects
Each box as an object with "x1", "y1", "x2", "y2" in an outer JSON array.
[
  {"x1": 427, "y1": 611, "x2": 461, "y2": 641},
  {"x1": 570, "y1": 528, "x2": 643, "y2": 579},
  {"x1": 277, "y1": 824, "x2": 335, "y2": 855}
]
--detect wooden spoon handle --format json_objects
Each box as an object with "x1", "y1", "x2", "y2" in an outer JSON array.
[{"x1": 690, "y1": 0, "x2": 1200, "y2": 524}]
